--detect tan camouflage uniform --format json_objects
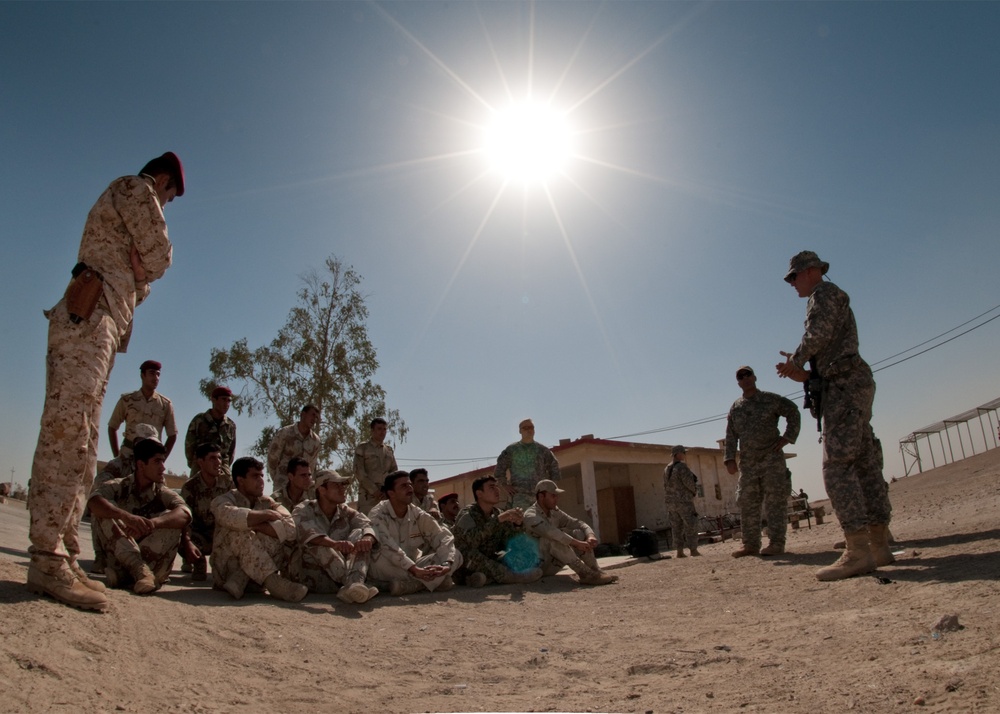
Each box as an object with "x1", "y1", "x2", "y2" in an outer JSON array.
[
  {"x1": 29, "y1": 174, "x2": 172, "y2": 578},
  {"x1": 107, "y1": 389, "x2": 177, "y2": 457},
  {"x1": 210, "y1": 490, "x2": 296, "y2": 587},
  {"x1": 494, "y1": 441, "x2": 560, "y2": 510},
  {"x1": 725, "y1": 391, "x2": 801, "y2": 550},
  {"x1": 181, "y1": 473, "x2": 234, "y2": 555},
  {"x1": 92, "y1": 474, "x2": 190, "y2": 583},
  {"x1": 267, "y1": 424, "x2": 321, "y2": 492},
  {"x1": 368, "y1": 500, "x2": 461, "y2": 592},
  {"x1": 185, "y1": 411, "x2": 237, "y2": 479},
  {"x1": 289, "y1": 500, "x2": 376, "y2": 593},
  {"x1": 789, "y1": 280, "x2": 892, "y2": 532},
  {"x1": 663, "y1": 461, "x2": 699, "y2": 551},
  {"x1": 523, "y1": 502, "x2": 600, "y2": 577},
  {"x1": 270, "y1": 485, "x2": 312, "y2": 514},
  {"x1": 353, "y1": 440, "x2": 397, "y2": 514},
  {"x1": 90, "y1": 453, "x2": 136, "y2": 567},
  {"x1": 453, "y1": 504, "x2": 524, "y2": 583}
]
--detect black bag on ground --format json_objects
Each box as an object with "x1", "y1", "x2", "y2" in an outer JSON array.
[{"x1": 625, "y1": 527, "x2": 659, "y2": 557}]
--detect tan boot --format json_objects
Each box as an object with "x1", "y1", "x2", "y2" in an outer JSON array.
[
  {"x1": 388, "y1": 579, "x2": 425, "y2": 597},
  {"x1": 676, "y1": 550, "x2": 687, "y2": 558},
  {"x1": 117, "y1": 552, "x2": 158, "y2": 594},
  {"x1": 27, "y1": 564, "x2": 108, "y2": 612},
  {"x1": 466, "y1": 572, "x2": 489, "y2": 588},
  {"x1": 578, "y1": 568, "x2": 618, "y2": 586},
  {"x1": 498, "y1": 567, "x2": 542, "y2": 584},
  {"x1": 222, "y1": 570, "x2": 250, "y2": 600},
  {"x1": 264, "y1": 573, "x2": 307, "y2": 602},
  {"x1": 436, "y1": 575, "x2": 455, "y2": 592},
  {"x1": 816, "y1": 529, "x2": 876, "y2": 581},
  {"x1": 731, "y1": 546, "x2": 759, "y2": 558},
  {"x1": 68, "y1": 559, "x2": 107, "y2": 593},
  {"x1": 868, "y1": 524, "x2": 895, "y2": 566},
  {"x1": 760, "y1": 542, "x2": 785, "y2": 556}
]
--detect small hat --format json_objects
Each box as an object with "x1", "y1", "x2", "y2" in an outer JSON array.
[
  {"x1": 784, "y1": 251, "x2": 829, "y2": 283},
  {"x1": 736, "y1": 365, "x2": 754, "y2": 378},
  {"x1": 211, "y1": 386, "x2": 233, "y2": 399},
  {"x1": 133, "y1": 423, "x2": 159, "y2": 441},
  {"x1": 140, "y1": 360, "x2": 162, "y2": 372},
  {"x1": 314, "y1": 469, "x2": 351, "y2": 487},
  {"x1": 437, "y1": 492, "x2": 459, "y2": 507},
  {"x1": 535, "y1": 479, "x2": 565, "y2": 494},
  {"x1": 671, "y1": 445, "x2": 687, "y2": 456}
]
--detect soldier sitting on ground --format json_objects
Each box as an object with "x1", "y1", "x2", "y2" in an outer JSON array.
[
  {"x1": 523, "y1": 480, "x2": 617, "y2": 586},
  {"x1": 369, "y1": 471, "x2": 461, "y2": 596},
  {"x1": 179, "y1": 443, "x2": 233, "y2": 581},
  {"x1": 288, "y1": 469, "x2": 379, "y2": 604},
  {"x1": 271, "y1": 457, "x2": 313, "y2": 513},
  {"x1": 438, "y1": 492, "x2": 461, "y2": 532},
  {"x1": 210, "y1": 457, "x2": 306, "y2": 603},
  {"x1": 88, "y1": 437, "x2": 191, "y2": 595},
  {"x1": 409, "y1": 468, "x2": 441, "y2": 519},
  {"x1": 454, "y1": 476, "x2": 542, "y2": 587}
]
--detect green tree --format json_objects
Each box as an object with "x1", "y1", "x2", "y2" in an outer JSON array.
[{"x1": 200, "y1": 255, "x2": 407, "y2": 472}]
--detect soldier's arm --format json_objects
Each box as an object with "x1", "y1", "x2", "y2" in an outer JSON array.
[
  {"x1": 544, "y1": 448, "x2": 560, "y2": 480},
  {"x1": 113, "y1": 176, "x2": 173, "y2": 290},
  {"x1": 150, "y1": 504, "x2": 192, "y2": 531},
  {"x1": 107, "y1": 398, "x2": 127, "y2": 457},
  {"x1": 780, "y1": 396, "x2": 802, "y2": 444},
  {"x1": 723, "y1": 408, "x2": 739, "y2": 463},
  {"x1": 791, "y1": 285, "x2": 846, "y2": 368},
  {"x1": 266, "y1": 428, "x2": 284, "y2": 480},
  {"x1": 184, "y1": 418, "x2": 199, "y2": 468}
]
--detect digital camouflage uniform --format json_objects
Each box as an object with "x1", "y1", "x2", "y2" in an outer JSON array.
[
  {"x1": 92, "y1": 474, "x2": 190, "y2": 584},
  {"x1": 789, "y1": 281, "x2": 891, "y2": 533},
  {"x1": 266, "y1": 423, "x2": 321, "y2": 492},
  {"x1": 30, "y1": 174, "x2": 172, "y2": 578},
  {"x1": 663, "y1": 461, "x2": 699, "y2": 551},
  {"x1": 270, "y1": 484, "x2": 311, "y2": 515},
  {"x1": 181, "y1": 472, "x2": 234, "y2": 556},
  {"x1": 522, "y1": 502, "x2": 600, "y2": 577},
  {"x1": 453, "y1": 503, "x2": 527, "y2": 583},
  {"x1": 210, "y1": 490, "x2": 296, "y2": 587},
  {"x1": 494, "y1": 441, "x2": 560, "y2": 510},
  {"x1": 353, "y1": 440, "x2": 397, "y2": 514},
  {"x1": 90, "y1": 453, "x2": 136, "y2": 567},
  {"x1": 412, "y1": 491, "x2": 440, "y2": 518},
  {"x1": 368, "y1": 501, "x2": 461, "y2": 592},
  {"x1": 107, "y1": 389, "x2": 177, "y2": 457},
  {"x1": 289, "y1": 500, "x2": 375, "y2": 593},
  {"x1": 185, "y1": 411, "x2": 237, "y2": 480},
  {"x1": 725, "y1": 391, "x2": 801, "y2": 550}
]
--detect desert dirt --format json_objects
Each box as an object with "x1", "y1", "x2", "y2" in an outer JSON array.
[{"x1": 1, "y1": 448, "x2": 999, "y2": 714}]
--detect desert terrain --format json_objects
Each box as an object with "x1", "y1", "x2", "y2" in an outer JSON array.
[{"x1": 1, "y1": 448, "x2": 998, "y2": 713}]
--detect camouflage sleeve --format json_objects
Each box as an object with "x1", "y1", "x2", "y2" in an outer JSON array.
[
  {"x1": 107, "y1": 395, "x2": 128, "y2": 430},
  {"x1": 348, "y1": 507, "x2": 377, "y2": 540},
  {"x1": 370, "y1": 507, "x2": 415, "y2": 571},
  {"x1": 211, "y1": 493, "x2": 251, "y2": 532},
  {"x1": 779, "y1": 395, "x2": 801, "y2": 444},
  {"x1": 419, "y1": 510, "x2": 456, "y2": 564},
  {"x1": 112, "y1": 176, "x2": 173, "y2": 289},
  {"x1": 163, "y1": 398, "x2": 178, "y2": 437},
  {"x1": 292, "y1": 502, "x2": 326, "y2": 545},
  {"x1": 159, "y1": 487, "x2": 192, "y2": 518},
  {"x1": 184, "y1": 416, "x2": 200, "y2": 469},
  {"x1": 266, "y1": 428, "x2": 286, "y2": 480},
  {"x1": 723, "y1": 404, "x2": 739, "y2": 462},
  {"x1": 493, "y1": 446, "x2": 512, "y2": 482},
  {"x1": 791, "y1": 283, "x2": 848, "y2": 369},
  {"x1": 388, "y1": 447, "x2": 398, "y2": 473},
  {"x1": 557, "y1": 509, "x2": 595, "y2": 541},
  {"x1": 523, "y1": 509, "x2": 574, "y2": 545},
  {"x1": 544, "y1": 447, "x2": 560, "y2": 481}
]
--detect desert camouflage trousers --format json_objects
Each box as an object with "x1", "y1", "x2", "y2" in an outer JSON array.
[
  {"x1": 211, "y1": 531, "x2": 289, "y2": 587},
  {"x1": 821, "y1": 366, "x2": 892, "y2": 533},
  {"x1": 735, "y1": 450, "x2": 790, "y2": 549},
  {"x1": 287, "y1": 529, "x2": 371, "y2": 593},
  {"x1": 369, "y1": 549, "x2": 464, "y2": 592},
  {"x1": 29, "y1": 302, "x2": 118, "y2": 568},
  {"x1": 94, "y1": 518, "x2": 181, "y2": 580},
  {"x1": 667, "y1": 505, "x2": 699, "y2": 551},
  {"x1": 537, "y1": 528, "x2": 599, "y2": 577}
]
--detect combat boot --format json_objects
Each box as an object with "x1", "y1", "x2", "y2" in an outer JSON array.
[
  {"x1": 192, "y1": 557, "x2": 208, "y2": 582},
  {"x1": 816, "y1": 529, "x2": 876, "y2": 581},
  {"x1": 675, "y1": 550, "x2": 687, "y2": 558},
  {"x1": 577, "y1": 567, "x2": 618, "y2": 586},
  {"x1": 690, "y1": 547, "x2": 701, "y2": 556},
  {"x1": 264, "y1": 573, "x2": 308, "y2": 602},
  {"x1": 466, "y1": 572, "x2": 489, "y2": 588},
  {"x1": 436, "y1": 575, "x2": 455, "y2": 592},
  {"x1": 117, "y1": 551, "x2": 158, "y2": 594},
  {"x1": 731, "y1": 545, "x2": 760, "y2": 558},
  {"x1": 498, "y1": 567, "x2": 542, "y2": 585},
  {"x1": 222, "y1": 569, "x2": 250, "y2": 600},
  {"x1": 27, "y1": 563, "x2": 108, "y2": 612},
  {"x1": 68, "y1": 559, "x2": 107, "y2": 593},
  {"x1": 388, "y1": 579, "x2": 425, "y2": 597},
  {"x1": 868, "y1": 523, "x2": 895, "y2": 566},
  {"x1": 760, "y1": 542, "x2": 785, "y2": 556}
]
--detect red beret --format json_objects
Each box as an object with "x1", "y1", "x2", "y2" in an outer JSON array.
[
  {"x1": 140, "y1": 151, "x2": 185, "y2": 197},
  {"x1": 140, "y1": 360, "x2": 162, "y2": 372},
  {"x1": 211, "y1": 386, "x2": 233, "y2": 399}
]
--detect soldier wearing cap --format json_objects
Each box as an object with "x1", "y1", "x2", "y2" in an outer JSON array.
[
  {"x1": 368, "y1": 471, "x2": 461, "y2": 596},
  {"x1": 185, "y1": 386, "x2": 237, "y2": 481},
  {"x1": 663, "y1": 446, "x2": 700, "y2": 558},
  {"x1": 437, "y1": 493, "x2": 461, "y2": 531},
  {"x1": 88, "y1": 437, "x2": 192, "y2": 595},
  {"x1": 266, "y1": 404, "x2": 322, "y2": 492},
  {"x1": 725, "y1": 365, "x2": 801, "y2": 558},
  {"x1": 179, "y1": 442, "x2": 234, "y2": 581},
  {"x1": 27, "y1": 152, "x2": 183, "y2": 612},
  {"x1": 210, "y1": 457, "x2": 307, "y2": 603},
  {"x1": 288, "y1": 469, "x2": 379, "y2": 604},
  {"x1": 353, "y1": 417, "x2": 398, "y2": 514},
  {"x1": 776, "y1": 251, "x2": 893, "y2": 581},
  {"x1": 494, "y1": 418, "x2": 561, "y2": 510},
  {"x1": 523, "y1": 480, "x2": 617, "y2": 585},
  {"x1": 107, "y1": 359, "x2": 178, "y2": 460}
]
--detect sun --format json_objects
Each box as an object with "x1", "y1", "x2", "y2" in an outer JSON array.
[{"x1": 481, "y1": 101, "x2": 575, "y2": 184}]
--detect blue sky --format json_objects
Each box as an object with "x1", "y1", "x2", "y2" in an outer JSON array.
[{"x1": 2, "y1": 2, "x2": 999, "y2": 502}]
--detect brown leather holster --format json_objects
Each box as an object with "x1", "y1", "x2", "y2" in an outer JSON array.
[{"x1": 64, "y1": 262, "x2": 104, "y2": 324}]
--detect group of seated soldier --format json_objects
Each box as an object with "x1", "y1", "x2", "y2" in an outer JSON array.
[{"x1": 84, "y1": 439, "x2": 618, "y2": 603}]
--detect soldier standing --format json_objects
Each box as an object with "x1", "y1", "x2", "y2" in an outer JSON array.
[
  {"x1": 185, "y1": 386, "x2": 237, "y2": 480},
  {"x1": 266, "y1": 404, "x2": 321, "y2": 492},
  {"x1": 28, "y1": 152, "x2": 183, "y2": 612},
  {"x1": 776, "y1": 250, "x2": 893, "y2": 581},
  {"x1": 724, "y1": 365, "x2": 801, "y2": 557},
  {"x1": 107, "y1": 359, "x2": 178, "y2": 459},
  {"x1": 494, "y1": 418, "x2": 560, "y2": 509},
  {"x1": 353, "y1": 417, "x2": 397, "y2": 514},
  {"x1": 663, "y1": 446, "x2": 700, "y2": 558}
]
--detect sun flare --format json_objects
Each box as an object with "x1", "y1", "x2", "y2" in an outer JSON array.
[{"x1": 481, "y1": 101, "x2": 574, "y2": 184}]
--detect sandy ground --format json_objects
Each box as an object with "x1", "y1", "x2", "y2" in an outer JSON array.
[{"x1": 1, "y1": 449, "x2": 999, "y2": 714}]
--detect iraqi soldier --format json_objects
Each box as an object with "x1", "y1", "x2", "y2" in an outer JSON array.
[
  {"x1": 663, "y1": 446, "x2": 700, "y2": 558},
  {"x1": 107, "y1": 359, "x2": 178, "y2": 459},
  {"x1": 179, "y1": 443, "x2": 234, "y2": 581},
  {"x1": 185, "y1": 386, "x2": 237, "y2": 480},
  {"x1": 271, "y1": 456, "x2": 314, "y2": 513},
  {"x1": 353, "y1": 417, "x2": 398, "y2": 514},
  {"x1": 438, "y1": 492, "x2": 461, "y2": 532},
  {"x1": 266, "y1": 404, "x2": 321, "y2": 492},
  {"x1": 776, "y1": 250, "x2": 893, "y2": 580},
  {"x1": 725, "y1": 365, "x2": 801, "y2": 557},
  {"x1": 28, "y1": 151, "x2": 182, "y2": 612},
  {"x1": 409, "y1": 468, "x2": 441, "y2": 519}
]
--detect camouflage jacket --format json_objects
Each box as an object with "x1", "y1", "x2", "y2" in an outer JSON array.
[
  {"x1": 724, "y1": 390, "x2": 801, "y2": 461},
  {"x1": 266, "y1": 423, "x2": 321, "y2": 484},
  {"x1": 292, "y1": 500, "x2": 375, "y2": 546},
  {"x1": 107, "y1": 389, "x2": 178, "y2": 446},
  {"x1": 181, "y1": 473, "x2": 234, "y2": 539},
  {"x1": 453, "y1": 503, "x2": 521, "y2": 562},
  {"x1": 493, "y1": 441, "x2": 560, "y2": 504},
  {"x1": 369, "y1": 501, "x2": 455, "y2": 572},
  {"x1": 791, "y1": 280, "x2": 868, "y2": 379},
  {"x1": 663, "y1": 461, "x2": 698, "y2": 508},
  {"x1": 523, "y1": 503, "x2": 594, "y2": 545},
  {"x1": 353, "y1": 440, "x2": 397, "y2": 500},
  {"x1": 185, "y1": 411, "x2": 237, "y2": 471},
  {"x1": 93, "y1": 474, "x2": 190, "y2": 521}
]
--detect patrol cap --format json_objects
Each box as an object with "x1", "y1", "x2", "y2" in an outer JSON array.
[
  {"x1": 133, "y1": 423, "x2": 159, "y2": 441},
  {"x1": 211, "y1": 386, "x2": 233, "y2": 399},
  {"x1": 535, "y1": 479, "x2": 565, "y2": 494},
  {"x1": 140, "y1": 360, "x2": 162, "y2": 372},
  {"x1": 736, "y1": 365, "x2": 754, "y2": 378},
  {"x1": 139, "y1": 152, "x2": 185, "y2": 196},
  {"x1": 784, "y1": 250, "x2": 829, "y2": 283},
  {"x1": 671, "y1": 445, "x2": 687, "y2": 456},
  {"x1": 314, "y1": 469, "x2": 351, "y2": 487}
]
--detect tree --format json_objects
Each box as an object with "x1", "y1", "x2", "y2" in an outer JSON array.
[{"x1": 201, "y1": 255, "x2": 407, "y2": 472}]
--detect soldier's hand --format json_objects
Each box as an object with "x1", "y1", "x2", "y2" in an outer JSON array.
[
  {"x1": 353, "y1": 536, "x2": 375, "y2": 554},
  {"x1": 330, "y1": 540, "x2": 355, "y2": 554},
  {"x1": 498, "y1": 508, "x2": 523, "y2": 525},
  {"x1": 183, "y1": 540, "x2": 202, "y2": 562},
  {"x1": 570, "y1": 538, "x2": 593, "y2": 553},
  {"x1": 123, "y1": 514, "x2": 154, "y2": 538},
  {"x1": 776, "y1": 351, "x2": 809, "y2": 382},
  {"x1": 724, "y1": 459, "x2": 738, "y2": 475},
  {"x1": 773, "y1": 437, "x2": 790, "y2": 452}
]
